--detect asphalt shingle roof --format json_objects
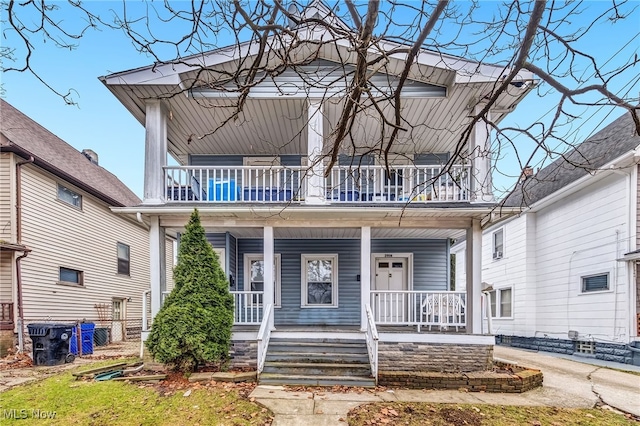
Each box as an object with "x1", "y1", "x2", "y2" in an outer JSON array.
[
  {"x1": 504, "y1": 111, "x2": 640, "y2": 207},
  {"x1": 0, "y1": 99, "x2": 141, "y2": 207}
]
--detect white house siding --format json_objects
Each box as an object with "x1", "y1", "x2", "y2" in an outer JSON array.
[
  {"x1": 0, "y1": 152, "x2": 13, "y2": 242},
  {"x1": 0, "y1": 251, "x2": 13, "y2": 305},
  {"x1": 165, "y1": 238, "x2": 175, "y2": 293},
  {"x1": 534, "y1": 173, "x2": 629, "y2": 343},
  {"x1": 481, "y1": 215, "x2": 530, "y2": 336},
  {"x1": 18, "y1": 164, "x2": 150, "y2": 322}
]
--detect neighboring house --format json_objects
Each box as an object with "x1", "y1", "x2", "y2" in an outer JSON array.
[
  {"x1": 0, "y1": 100, "x2": 174, "y2": 355},
  {"x1": 452, "y1": 111, "x2": 640, "y2": 364},
  {"x1": 100, "y1": 1, "x2": 537, "y2": 384}
]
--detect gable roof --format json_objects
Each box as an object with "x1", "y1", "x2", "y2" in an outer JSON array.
[
  {"x1": 504, "y1": 111, "x2": 640, "y2": 208},
  {"x1": 0, "y1": 100, "x2": 141, "y2": 207}
]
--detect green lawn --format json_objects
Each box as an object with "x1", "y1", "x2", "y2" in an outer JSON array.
[
  {"x1": 348, "y1": 402, "x2": 637, "y2": 426},
  {"x1": 0, "y1": 362, "x2": 271, "y2": 425}
]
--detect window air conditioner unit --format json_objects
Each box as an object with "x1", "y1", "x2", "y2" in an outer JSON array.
[{"x1": 493, "y1": 251, "x2": 503, "y2": 260}]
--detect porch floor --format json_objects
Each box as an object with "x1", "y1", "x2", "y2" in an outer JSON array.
[{"x1": 232, "y1": 324, "x2": 467, "y2": 334}]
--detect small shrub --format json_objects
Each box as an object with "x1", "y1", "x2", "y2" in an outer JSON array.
[{"x1": 146, "y1": 209, "x2": 234, "y2": 372}]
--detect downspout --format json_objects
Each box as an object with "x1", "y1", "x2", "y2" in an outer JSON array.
[{"x1": 15, "y1": 156, "x2": 34, "y2": 351}]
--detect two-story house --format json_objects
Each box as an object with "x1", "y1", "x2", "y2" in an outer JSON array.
[
  {"x1": 453, "y1": 111, "x2": 640, "y2": 364},
  {"x1": 0, "y1": 100, "x2": 174, "y2": 356},
  {"x1": 101, "y1": 1, "x2": 537, "y2": 384}
]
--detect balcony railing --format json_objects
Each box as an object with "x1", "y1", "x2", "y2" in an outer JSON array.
[
  {"x1": 164, "y1": 164, "x2": 470, "y2": 204},
  {"x1": 370, "y1": 290, "x2": 466, "y2": 331}
]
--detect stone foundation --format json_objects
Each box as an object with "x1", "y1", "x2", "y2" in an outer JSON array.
[
  {"x1": 379, "y1": 363, "x2": 543, "y2": 393},
  {"x1": 229, "y1": 340, "x2": 257, "y2": 369},
  {"x1": 0, "y1": 330, "x2": 15, "y2": 357},
  {"x1": 378, "y1": 342, "x2": 493, "y2": 373},
  {"x1": 497, "y1": 335, "x2": 634, "y2": 364}
]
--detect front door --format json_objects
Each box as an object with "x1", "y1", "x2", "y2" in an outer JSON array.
[{"x1": 374, "y1": 257, "x2": 408, "y2": 322}]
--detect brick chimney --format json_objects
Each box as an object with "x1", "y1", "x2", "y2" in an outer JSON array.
[{"x1": 82, "y1": 149, "x2": 99, "y2": 165}]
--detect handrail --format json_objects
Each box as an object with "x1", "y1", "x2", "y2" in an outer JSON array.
[
  {"x1": 364, "y1": 304, "x2": 379, "y2": 384},
  {"x1": 230, "y1": 291, "x2": 264, "y2": 324},
  {"x1": 256, "y1": 303, "x2": 273, "y2": 375}
]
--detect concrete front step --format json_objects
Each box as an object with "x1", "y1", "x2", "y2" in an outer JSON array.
[
  {"x1": 265, "y1": 351, "x2": 369, "y2": 364},
  {"x1": 259, "y1": 373, "x2": 376, "y2": 388},
  {"x1": 268, "y1": 341, "x2": 368, "y2": 354},
  {"x1": 263, "y1": 361, "x2": 371, "y2": 377}
]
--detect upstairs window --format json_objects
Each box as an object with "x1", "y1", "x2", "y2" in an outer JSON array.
[
  {"x1": 117, "y1": 243, "x2": 130, "y2": 275},
  {"x1": 57, "y1": 184, "x2": 82, "y2": 209},
  {"x1": 492, "y1": 229, "x2": 504, "y2": 260},
  {"x1": 582, "y1": 273, "x2": 609, "y2": 293}
]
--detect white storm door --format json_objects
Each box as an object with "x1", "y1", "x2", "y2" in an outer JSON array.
[{"x1": 374, "y1": 258, "x2": 407, "y2": 322}]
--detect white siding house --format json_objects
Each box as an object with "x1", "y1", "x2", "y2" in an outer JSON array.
[
  {"x1": 0, "y1": 100, "x2": 174, "y2": 354},
  {"x1": 454, "y1": 112, "x2": 640, "y2": 364}
]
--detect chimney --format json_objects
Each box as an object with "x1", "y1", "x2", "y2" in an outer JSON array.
[
  {"x1": 82, "y1": 149, "x2": 99, "y2": 165},
  {"x1": 520, "y1": 165, "x2": 533, "y2": 182}
]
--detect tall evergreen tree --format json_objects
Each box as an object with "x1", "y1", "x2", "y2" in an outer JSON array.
[{"x1": 146, "y1": 209, "x2": 234, "y2": 372}]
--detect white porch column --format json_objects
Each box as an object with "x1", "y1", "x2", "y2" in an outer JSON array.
[
  {"x1": 143, "y1": 100, "x2": 168, "y2": 204},
  {"x1": 469, "y1": 105, "x2": 494, "y2": 203},
  {"x1": 360, "y1": 226, "x2": 372, "y2": 330},
  {"x1": 149, "y1": 215, "x2": 166, "y2": 319},
  {"x1": 306, "y1": 99, "x2": 326, "y2": 204},
  {"x1": 263, "y1": 226, "x2": 275, "y2": 329},
  {"x1": 466, "y1": 219, "x2": 482, "y2": 334}
]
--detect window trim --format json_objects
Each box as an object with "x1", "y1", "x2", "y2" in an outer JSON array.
[
  {"x1": 58, "y1": 267, "x2": 84, "y2": 286},
  {"x1": 492, "y1": 228, "x2": 504, "y2": 260},
  {"x1": 57, "y1": 184, "x2": 83, "y2": 209},
  {"x1": 580, "y1": 272, "x2": 610, "y2": 294},
  {"x1": 485, "y1": 286, "x2": 513, "y2": 319},
  {"x1": 243, "y1": 253, "x2": 281, "y2": 308},
  {"x1": 301, "y1": 254, "x2": 339, "y2": 308},
  {"x1": 117, "y1": 242, "x2": 131, "y2": 276}
]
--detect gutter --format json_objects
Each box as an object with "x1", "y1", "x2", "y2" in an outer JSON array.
[{"x1": 15, "y1": 155, "x2": 34, "y2": 350}]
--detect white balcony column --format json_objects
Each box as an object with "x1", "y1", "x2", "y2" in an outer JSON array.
[
  {"x1": 306, "y1": 98, "x2": 326, "y2": 204},
  {"x1": 263, "y1": 226, "x2": 275, "y2": 329},
  {"x1": 360, "y1": 226, "x2": 372, "y2": 330},
  {"x1": 466, "y1": 218, "x2": 482, "y2": 334},
  {"x1": 143, "y1": 100, "x2": 168, "y2": 204},
  {"x1": 149, "y1": 215, "x2": 166, "y2": 319},
  {"x1": 469, "y1": 105, "x2": 494, "y2": 203}
]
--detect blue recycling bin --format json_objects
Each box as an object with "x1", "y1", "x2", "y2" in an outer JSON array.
[
  {"x1": 70, "y1": 323, "x2": 95, "y2": 355},
  {"x1": 208, "y1": 179, "x2": 238, "y2": 201}
]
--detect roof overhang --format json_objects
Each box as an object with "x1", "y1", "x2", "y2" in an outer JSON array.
[
  {"x1": 619, "y1": 249, "x2": 640, "y2": 262},
  {"x1": 0, "y1": 242, "x2": 31, "y2": 253}
]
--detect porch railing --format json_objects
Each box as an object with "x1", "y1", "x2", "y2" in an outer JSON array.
[
  {"x1": 165, "y1": 166, "x2": 305, "y2": 202},
  {"x1": 0, "y1": 302, "x2": 14, "y2": 330},
  {"x1": 164, "y1": 164, "x2": 471, "y2": 204},
  {"x1": 370, "y1": 291, "x2": 466, "y2": 331},
  {"x1": 231, "y1": 291, "x2": 264, "y2": 325},
  {"x1": 364, "y1": 304, "x2": 379, "y2": 384},
  {"x1": 257, "y1": 303, "x2": 273, "y2": 374}
]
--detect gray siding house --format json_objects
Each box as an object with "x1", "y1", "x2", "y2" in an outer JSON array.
[{"x1": 101, "y1": 1, "x2": 537, "y2": 384}]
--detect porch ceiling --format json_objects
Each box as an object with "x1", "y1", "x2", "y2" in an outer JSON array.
[
  {"x1": 195, "y1": 227, "x2": 465, "y2": 240},
  {"x1": 106, "y1": 81, "x2": 524, "y2": 161}
]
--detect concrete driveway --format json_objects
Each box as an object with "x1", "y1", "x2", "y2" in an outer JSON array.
[{"x1": 494, "y1": 346, "x2": 640, "y2": 417}]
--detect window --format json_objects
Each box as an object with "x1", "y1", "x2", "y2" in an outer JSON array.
[
  {"x1": 59, "y1": 267, "x2": 83, "y2": 286},
  {"x1": 492, "y1": 229, "x2": 504, "y2": 260},
  {"x1": 302, "y1": 254, "x2": 338, "y2": 307},
  {"x1": 117, "y1": 243, "x2": 130, "y2": 275},
  {"x1": 244, "y1": 254, "x2": 281, "y2": 307},
  {"x1": 581, "y1": 273, "x2": 609, "y2": 293},
  {"x1": 486, "y1": 287, "x2": 512, "y2": 318},
  {"x1": 57, "y1": 184, "x2": 82, "y2": 209}
]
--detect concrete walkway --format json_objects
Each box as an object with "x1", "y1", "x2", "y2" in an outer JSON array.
[{"x1": 250, "y1": 346, "x2": 640, "y2": 426}]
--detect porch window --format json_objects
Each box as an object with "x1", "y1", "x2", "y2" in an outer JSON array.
[
  {"x1": 244, "y1": 254, "x2": 281, "y2": 307},
  {"x1": 486, "y1": 287, "x2": 512, "y2": 318},
  {"x1": 301, "y1": 254, "x2": 338, "y2": 307}
]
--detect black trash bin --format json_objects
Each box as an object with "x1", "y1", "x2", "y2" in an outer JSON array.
[{"x1": 27, "y1": 323, "x2": 75, "y2": 366}]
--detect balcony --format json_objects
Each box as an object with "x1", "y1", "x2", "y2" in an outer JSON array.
[{"x1": 164, "y1": 164, "x2": 470, "y2": 204}]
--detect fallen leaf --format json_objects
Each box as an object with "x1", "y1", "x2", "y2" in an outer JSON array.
[{"x1": 183, "y1": 389, "x2": 192, "y2": 397}]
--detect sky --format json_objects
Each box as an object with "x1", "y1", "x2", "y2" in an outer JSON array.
[{"x1": 1, "y1": 1, "x2": 639, "y2": 198}]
